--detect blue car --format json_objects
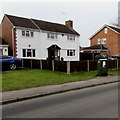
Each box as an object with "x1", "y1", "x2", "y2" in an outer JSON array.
[{"x1": 0, "y1": 55, "x2": 21, "y2": 70}]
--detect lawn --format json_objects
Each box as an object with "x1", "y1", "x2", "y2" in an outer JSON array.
[{"x1": 1, "y1": 68, "x2": 119, "y2": 92}]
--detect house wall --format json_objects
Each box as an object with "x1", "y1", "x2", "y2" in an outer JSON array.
[
  {"x1": 16, "y1": 29, "x2": 41, "y2": 59},
  {"x1": 40, "y1": 31, "x2": 80, "y2": 61},
  {"x1": 0, "y1": 46, "x2": 8, "y2": 55},
  {"x1": 90, "y1": 26, "x2": 120, "y2": 56},
  {"x1": 16, "y1": 29, "x2": 80, "y2": 61},
  {"x1": 0, "y1": 16, "x2": 15, "y2": 56}
]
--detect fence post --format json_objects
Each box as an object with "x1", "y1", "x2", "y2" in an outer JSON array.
[
  {"x1": 52, "y1": 60, "x2": 54, "y2": 71},
  {"x1": 22, "y1": 59, "x2": 24, "y2": 68},
  {"x1": 40, "y1": 60, "x2": 42, "y2": 70},
  {"x1": 67, "y1": 61, "x2": 70, "y2": 74},
  {"x1": 31, "y1": 59, "x2": 32, "y2": 69},
  {"x1": 87, "y1": 60, "x2": 90, "y2": 71},
  {"x1": 117, "y1": 59, "x2": 119, "y2": 70}
]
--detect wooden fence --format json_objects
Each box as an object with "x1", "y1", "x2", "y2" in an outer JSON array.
[{"x1": 21, "y1": 59, "x2": 120, "y2": 74}]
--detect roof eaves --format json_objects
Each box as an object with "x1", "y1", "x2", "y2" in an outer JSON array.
[
  {"x1": 65, "y1": 25, "x2": 80, "y2": 36},
  {"x1": 106, "y1": 25, "x2": 120, "y2": 35},
  {"x1": 89, "y1": 24, "x2": 120, "y2": 40},
  {"x1": 5, "y1": 14, "x2": 14, "y2": 27},
  {"x1": 89, "y1": 24, "x2": 107, "y2": 40},
  {"x1": 5, "y1": 14, "x2": 39, "y2": 30}
]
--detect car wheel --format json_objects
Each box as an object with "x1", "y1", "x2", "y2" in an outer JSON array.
[{"x1": 10, "y1": 64, "x2": 17, "y2": 70}]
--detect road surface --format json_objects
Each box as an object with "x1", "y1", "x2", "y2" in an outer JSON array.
[{"x1": 2, "y1": 82, "x2": 118, "y2": 118}]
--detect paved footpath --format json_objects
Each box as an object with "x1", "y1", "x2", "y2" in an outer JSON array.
[{"x1": 2, "y1": 75, "x2": 120, "y2": 104}]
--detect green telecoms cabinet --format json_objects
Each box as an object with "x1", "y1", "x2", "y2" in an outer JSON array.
[{"x1": 97, "y1": 59, "x2": 108, "y2": 76}]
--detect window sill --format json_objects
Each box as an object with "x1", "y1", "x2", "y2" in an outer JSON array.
[
  {"x1": 67, "y1": 56, "x2": 75, "y2": 57},
  {"x1": 67, "y1": 40, "x2": 75, "y2": 42},
  {"x1": 21, "y1": 36, "x2": 34, "y2": 38},
  {"x1": 47, "y1": 38, "x2": 58, "y2": 41}
]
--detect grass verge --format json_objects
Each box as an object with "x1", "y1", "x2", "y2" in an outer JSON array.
[
  {"x1": 1, "y1": 68, "x2": 119, "y2": 92},
  {"x1": 108, "y1": 69, "x2": 120, "y2": 76}
]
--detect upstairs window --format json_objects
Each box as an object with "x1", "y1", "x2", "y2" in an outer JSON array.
[
  {"x1": 22, "y1": 31, "x2": 25, "y2": 36},
  {"x1": 67, "y1": 35, "x2": 75, "y2": 40},
  {"x1": 47, "y1": 33, "x2": 57, "y2": 39},
  {"x1": 102, "y1": 38, "x2": 107, "y2": 44},
  {"x1": 22, "y1": 31, "x2": 34, "y2": 37},
  {"x1": 26, "y1": 31, "x2": 29, "y2": 37},
  {"x1": 98, "y1": 38, "x2": 107, "y2": 44},
  {"x1": 67, "y1": 50, "x2": 75, "y2": 56},
  {"x1": 31, "y1": 32, "x2": 34, "y2": 37},
  {"x1": 98, "y1": 38, "x2": 101, "y2": 44}
]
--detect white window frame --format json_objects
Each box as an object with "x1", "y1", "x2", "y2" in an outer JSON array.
[
  {"x1": 102, "y1": 38, "x2": 107, "y2": 44},
  {"x1": 30, "y1": 31, "x2": 34, "y2": 37},
  {"x1": 104, "y1": 28, "x2": 108, "y2": 33},
  {"x1": 26, "y1": 31, "x2": 29, "y2": 37},
  {"x1": 47, "y1": 33, "x2": 57, "y2": 39},
  {"x1": 22, "y1": 49, "x2": 36, "y2": 57},
  {"x1": 22, "y1": 30, "x2": 34, "y2": 37},
  {"x1": 22, "y1": 31, "x2": 25, "y2": 36},
  {"x1": 67, "y1": 35, "x2": 75, "y2": 40},
  {"x1": 67, "y1": 50, "x2": 75, "y2": 56},
  {"x1": 98, "y1": 38, "x2": 101, "y2": 44}
]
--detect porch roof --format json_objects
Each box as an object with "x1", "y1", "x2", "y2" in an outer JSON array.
[{"x1": 47, "y1": 44, "x2": 61, "y2": 50}]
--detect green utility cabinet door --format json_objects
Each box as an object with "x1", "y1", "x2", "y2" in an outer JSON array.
[{"x1": 97, "y1": 59, "x2": 108, "y2": 76}]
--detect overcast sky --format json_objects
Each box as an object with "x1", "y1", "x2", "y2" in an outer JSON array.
[{"x1": 0, "y1": 1, "x2": 119, "y2": 47}]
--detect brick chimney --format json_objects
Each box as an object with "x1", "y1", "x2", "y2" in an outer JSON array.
[{"x1": 65, "y1": 20, "x2": 73, "y2": 28}]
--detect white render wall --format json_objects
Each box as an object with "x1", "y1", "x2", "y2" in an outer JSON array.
[
  {"x1": 16, "y1": 29, "x2": 42, "y2": 59},
  {"x1": 40, "y1": 31, "x2": 80, "y2": 61},
  {"x1": 16, "y1": 28, "x2": 80, "y2": 61}
]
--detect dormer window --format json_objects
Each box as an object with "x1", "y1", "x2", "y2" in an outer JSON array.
[
  {"x1": 47, "y1": 33, "x2": 57, "y2": 39},
  {"x1": 104, "y1": 28, "x2": 108, "y2": 33}
]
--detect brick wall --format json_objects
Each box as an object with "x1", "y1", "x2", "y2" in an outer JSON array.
[
  {"x1": 0, "y1": 15, "x2": 16, "y2": 56},
  {"x1": 90, "y1": 26, "x2": 120, "y2": 56}
]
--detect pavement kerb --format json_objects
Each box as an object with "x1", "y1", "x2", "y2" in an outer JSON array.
[{"x1": 2, "y1": 75, "x2": 120, "y2": 105}]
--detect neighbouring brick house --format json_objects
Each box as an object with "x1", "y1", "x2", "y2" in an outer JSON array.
[
  {"x1": 89, "y1": 24, "x2": 120, "y2": 57},
  {"x1": 0, "y1": 14, "x2": 80, "y2": 61}
]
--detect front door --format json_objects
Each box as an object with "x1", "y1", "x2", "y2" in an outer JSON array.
[
  {"x1": 48, "y1": 45, "x2": 61, "y2": 61},
  {"x1": 48, "y1": 49, "x2": 55, "y2": 60}
]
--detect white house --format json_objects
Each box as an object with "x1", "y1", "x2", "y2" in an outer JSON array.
[{"x1": 0, "y1": 14, "x2": 80, "y2": 61}]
